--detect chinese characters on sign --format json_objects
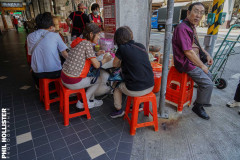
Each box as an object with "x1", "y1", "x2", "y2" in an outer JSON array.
[
  {"x1": 103, "y1": 0, "x2": 116, "y2": 39},
  {"x1": 1, "y1": 2, "x2": 23, "y2": 8}
]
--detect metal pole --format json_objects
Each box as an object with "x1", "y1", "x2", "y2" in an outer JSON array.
[
  {"x1": 204, "y1": 0, "x2": 225, "y2": 57},
  {"x1": 157, "y1": 0, "x2": 174, "y2": 119}
]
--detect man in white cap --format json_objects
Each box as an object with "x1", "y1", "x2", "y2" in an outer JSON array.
[{"x1": 66, "y1": 2, "x2": 90, "y2": 38}]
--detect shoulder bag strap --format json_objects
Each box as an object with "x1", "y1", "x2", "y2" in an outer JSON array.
[
  {"x1": 30, "y1": 31, "x2": 50, "y2": 55},
  {"x1": 183, "y1": 21, "x2": 204, "y2": 53},
  {"x1": 130, "y1": 44, "x2": 148, "y2": 54}
]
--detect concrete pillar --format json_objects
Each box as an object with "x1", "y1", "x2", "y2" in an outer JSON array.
[
  {"x1": 38, "y1": 0, "x2": 45, "y2": 13},
  {"x1": 222, "y1": 0, "x2": 235, "y2": 28},
  {"x1": 32, "y1": 0, "x2": 40, "y2": 17},
  {"x1": 25, "y1": 5, "x2": 32, "y2": 20},
  {"x1": 116, "y1": 0, "x2": 151, "y2": 48},
  {"x1": 43, "y1": 0, "x2": 51, "y2": 13}
]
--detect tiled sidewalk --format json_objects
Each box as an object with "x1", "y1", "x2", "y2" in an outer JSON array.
[{"x1": 0, "y1": 30, "x2": 133, "y2": 160}]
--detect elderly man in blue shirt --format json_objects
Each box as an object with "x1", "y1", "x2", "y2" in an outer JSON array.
[{"x1": 27, "y1": 12, "x2": 68, "y2": 88}]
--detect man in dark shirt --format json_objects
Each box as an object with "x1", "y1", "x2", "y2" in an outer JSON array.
[
  {"x1": 172, "y1": 2, "x2": 214, "y2": 120},
  {"x1": 66, "y1": 3, "x2": 90, "y2": 38}
]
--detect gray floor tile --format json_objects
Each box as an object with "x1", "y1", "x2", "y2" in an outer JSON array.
[
  {"x1": 9, "y1": 155, "x2": 18, "y2": 160},
  {"x1": 15, "y1": 115, "x2": 28, "y2": 121},
  {"x1": 27, "y1": 111, "x2": 39, "y2": 119},
  {"x1": 105, "y1": 127, "x2": 121, "y2": 138},
  {"x1": 33, "y1": 136, "x2": 49, "y2": 147},
  {"x1": 72, "y1": 122, "x2": 87, "y2": 132},
  {"x1": 9, "y1": 145, "x2": 17, "y2": 156},
  {"x1": 84, "y1": 119, "x2": 98, "y2": 128},
  {"x1": 107, "y1": 148, "x2": 117, "y2": 160},
  {"x1": 17, "y1": 141, "x2": 34, "y2": 153},
  {"x1": 50, "y1": 138, "x2": 66, "y2": 151},
  {"x1": 30, "y1": 122, "x2": 44, "y2": 131},
  {"x1": 42, "y1": 118, "x2": 57, "y2": 127},
  {"x1": 94, "y1": 132, "x2": 110, "y2": 143},
  {"x1": 77, "y1": 129, "x2": 92, "y2": 140},
  {"x1": 16, "y1": 126, "x2": 30, "y2": 136},
  {"x1": 115, "y1": 152, "x2": 131, "y2": 160},
  {"x1": 45, "y1": 124, "x2": 59, "y2": 134},
  {"x1": 72, "y1": 150, "x2": 91, "y2": 160},
  {"x1": 28, "y1": 116, "x2": 42, "y2": 125},
  {"x1": 100, "y1": 139, "x2": 117, "y2": 152},
  {"x1": 60, "y1": 126, "x2": 75, "y2": 137},
  {"x1": 117, "y1": 142, "x2": 132, "y2": 154},
  {"x1": 99, "y1": 121, "x2": 115, "y2": 130},
  {"x1": 18, "y1": 149, "x2": 36, "y2": 160},
  {"x1": 35, "y1": 143, "x2": 52, "y2": 157},
  {"x1": 68, "y1": 141, "x2": 85, "y2": 154},
  {"x1": 82, "y1": 136, "x2": 98, "y2": 148},
  {"x1": 37, "y1": 153, "x2": 54, "y2": 160},
  {"x1": 47, "y1": 130, "x2": 62, "y2": 142},
  {"x1": 64, "y1": 133, "x2": 80, "y2": 145},
  {"x1": 53, "y1": 147, "x2": 71, "y2": 160},
  {"x1": 31, "y1": 128, "x2": 46, "y2": 139},
  {"x1": 89, "y1": 125, "x2": 104, "y2": 135},
  {"x1": 93, "y1": 154, "x2": 110, "y2": 160},
  {"x1": 94, "y1": 116, "x2": 110, "y2": 124},
  {"x1": 15, "y1": 119, "x2": 29, "y2": 129}
]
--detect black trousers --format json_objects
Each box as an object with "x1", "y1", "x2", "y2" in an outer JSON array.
[
  {"x1": 234, "y1": 81, "x2": 240, "y2": 102},
  {"x1": 32, "y1": 70, "x2": 61, "y2": 87}
]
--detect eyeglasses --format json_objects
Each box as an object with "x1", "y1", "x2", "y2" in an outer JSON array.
[{"x1": 192, "y1": 9, "x2": 205, "y2": 16}]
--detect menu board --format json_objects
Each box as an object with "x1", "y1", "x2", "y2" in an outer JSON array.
[{"x1": 103, "y1": 0, "x2": 116, "y2": 39}]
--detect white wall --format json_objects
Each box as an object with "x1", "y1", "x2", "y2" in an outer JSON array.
[{"x1": 223, "y1": 0, "x2": 235, "y2": 21}]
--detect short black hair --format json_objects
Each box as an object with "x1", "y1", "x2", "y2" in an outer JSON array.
[
  {"x1": 114, "y1": 26, "x2": 133, "y2": 47},
  {"x1": 35, "y1": 12, "x2": 54, "y2": 29},
  {"x1": 82, "y1": 23, "x2": 101, "y2": 41},
  {"x1": 188, "y1": 2, "x2": 205, "y2": 11},
  {"x1": 91, "y1": 3, "x2": 100, "y2": 11}
]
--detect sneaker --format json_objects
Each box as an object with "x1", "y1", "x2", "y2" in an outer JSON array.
[
  {"x1": 226, "y1": 100, "x2": 240, "y2": 108},
  {"x1": 76, "y1": 100, "x2": 95, "y2": 109},
  {"x1": 130, "y1": 103, "x2": 144, "y2": 111},
  {"x1": 94, "y1": 99, "x2": 103, "y2": 107},
  {"x1": 110, "y1": 109, "x2": 125, "y2": 118}
]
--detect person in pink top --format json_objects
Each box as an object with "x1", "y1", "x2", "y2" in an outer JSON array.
[{"x1": 172, "y1": 2, "x2": 214, "y2": 120}]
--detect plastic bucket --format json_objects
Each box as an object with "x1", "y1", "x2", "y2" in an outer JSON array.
[{"x1": 151, "y1": 62, "x2": 162, "y2": 93}]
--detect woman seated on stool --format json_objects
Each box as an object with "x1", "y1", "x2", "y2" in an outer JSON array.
[
  {"x1": 110, "y1": 26, "x2": 154, "y2": 118},
  {"x1": 61, "y1": 23, "x2": 112, "y2": 109}
]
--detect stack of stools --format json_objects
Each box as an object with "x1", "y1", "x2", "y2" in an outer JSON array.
[
  {"x1": 165, "y1": 66, "x2": 194, "y2": 113},
  {"x1": 59, "y1": 82, "x2": 91, "y2": 126},
  {"x1": 124, "y1": 92, "x2": 159, "y2": 135},
  {"x1": 39, "y1": 78, "x2": 61, "y2": 111}
]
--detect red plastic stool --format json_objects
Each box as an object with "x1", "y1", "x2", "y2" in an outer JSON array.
[
  {"x1": 124, "y1": 92, "x2": 159, "y2": 135},
  {"x1": 39, "y1": 78, "x2": 60, "y2": 111},
  {"x1": 165, "y1": 66, "x2": 194, "y2": 113},
  {"x1": 59, "y1": 81, "x2": 91, "y2": 126}
]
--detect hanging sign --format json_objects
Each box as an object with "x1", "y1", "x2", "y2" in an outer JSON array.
[{"x1": 103, "y1": 0, "x2": 116, "y2": 39}]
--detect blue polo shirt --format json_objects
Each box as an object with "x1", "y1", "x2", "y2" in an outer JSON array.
[{"x1": 27, "y1": 29, "x2": 68, "y2": 73}]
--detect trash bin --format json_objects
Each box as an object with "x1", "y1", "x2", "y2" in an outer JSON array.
[{"x1": 151, "y1": 62, "x2": 162, "y2": 93}]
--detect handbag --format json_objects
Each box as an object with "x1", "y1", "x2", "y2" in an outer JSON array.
[
  {"x1": 183, "y1": 21, "x2": 208, "y2": 64},
  {"x1": 87, "y1": 65, "x2": 101, "y2": 84}
]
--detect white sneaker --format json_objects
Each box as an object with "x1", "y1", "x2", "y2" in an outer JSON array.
[
  {"x1": 226, "y1": 100, "x2": 240, "y2": 108},
  {"x1": 76, "y1": 100, "x2": 100, "y2": 109},
  {"x1": 94, "y1": 99, "x2": 103, "y2": 107}
]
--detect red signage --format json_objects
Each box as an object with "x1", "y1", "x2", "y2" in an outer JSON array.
[{"x1": 103, "y1": 0, "x2": 116, "y2": 39}]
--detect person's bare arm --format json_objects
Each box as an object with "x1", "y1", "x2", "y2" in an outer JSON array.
[
  {"x1": 202, "y1": 48, "x2": 213, "y2": 65},
  {"x1": 184, "y1": 50, "x2": 208, "y2": 73},
  {"x1": 113, "y1": 57, "x2": 121, "y2": 68},
  {"x1": 90, "y1": 54, "x2": 112, "y2": 69},
  {"x1": 66, "y1": 18, "x2": 72, "y2": 33},
  {"x1": 61, "y1": 50, "x2": 68, "y2": 59}
]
